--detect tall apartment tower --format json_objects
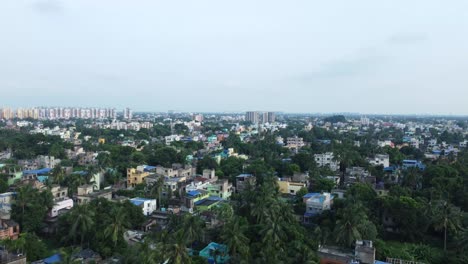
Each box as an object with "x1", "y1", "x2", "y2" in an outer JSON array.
[
  {"x1": 245, "y1": 111, "x2": 259, "y2": 124},
  {"x1": 267, "y1": 112, "x2": 276, "y2": 123},
  {"x1": 123, "y1": 108, "x2": 133, "y2": 120}
]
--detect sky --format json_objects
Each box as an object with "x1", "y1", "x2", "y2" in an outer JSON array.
[{"x1": 1, "y1": 0, "x2": 468, "y2": 115}]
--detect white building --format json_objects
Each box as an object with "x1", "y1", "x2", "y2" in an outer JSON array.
[
  {"x1": 314, "y1": 152, "x2": 339, "y2": 171},
  {"x1": 286, "y1": 136, "x2": 305, "y2": 149},
  {"x1": 48, "y1": 199, "x2": 73, "y2": 218},
  {"x1": 130, "y1": 198, "x2": 157, "y2": 216},
  {"x1": 0, "y1": 192, "x2": 15, "y2": 214},
  {"x1": 304, "y1": 192, "x2": 333, "y2": 215},
  {"x1": 368, "y1": 154, "x2": 390, "y2": 168}
]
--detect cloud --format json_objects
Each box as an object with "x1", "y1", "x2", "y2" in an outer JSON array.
[
  {"x1": 293, "y1": 54, "x2": 387, "y2": 81},
  {"x1": 387, "y1": 33, "x2": 428, "y2": 45},
  {"x1": 32, "y1": 0, "x2": 64, "y2": 14}
]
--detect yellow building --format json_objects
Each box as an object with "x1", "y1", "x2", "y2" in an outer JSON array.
[
  {"x1": 277, "y1": 179, "x2": 306, "y2": 195},
  {"x1": 98, "y1": 138, "x2": 106, "y2": 144},
  {"x1": 127, "y1": 167, "x2": 150, "y2": 188}
]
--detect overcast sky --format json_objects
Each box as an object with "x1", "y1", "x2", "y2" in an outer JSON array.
[{"x1": 1, "y1": 0, "x2": 468, "y2": 114}]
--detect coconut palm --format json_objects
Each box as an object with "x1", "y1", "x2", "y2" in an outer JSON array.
[
  {"x1": 165, "y1": 231, "x2": 191, "y2": 264},
  {"x1": 181, "y1": 215, "x2": 204, "y2": 250},
  {"x1": 431, "y1": 200, "x2": 462, "y2": 251},
  {"x1": 69, "y1": 204, "x2": 95, "y2": 247},
  {"x1": 221, "y1": 216, "x2": 249, "y2": 259},
  {"x1": 104, "y1": 206, "x2": 130, "y2": 247},
  {"x1": 51, "y1": 164, "x2": 65, "y2": 184},
  {"x1": 15, "y1": 184, "x2": 35, "y2": 217}
]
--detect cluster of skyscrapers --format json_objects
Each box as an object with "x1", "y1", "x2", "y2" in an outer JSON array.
[
  {"x1": 0, "y1": 107, "x2": 119, "y2": 120},
  {"x1": 245, "y1": 111, "x2": 276, "y2": 124}
]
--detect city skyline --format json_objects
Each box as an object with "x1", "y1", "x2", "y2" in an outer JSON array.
[{"x1": 1, "y1": 1, "x2": 468, "y2": 115}]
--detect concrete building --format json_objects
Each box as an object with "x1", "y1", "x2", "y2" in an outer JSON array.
[
  {"x1": 76, "y1": 185, "x2": 112, "y2": 204},
  {"x1": 368, "y1": 154, "x2": 390, "y2": 168},
  {"x1": 127, "y1": 166, "x2": 151, "y2": 188},
  {"x1": 286, "y1": 136, "x2": 305, "y2": 149},
  {"x1": 277, "y1": 178, "x2": 306, "y2": 195},
  {"x1": 314, "y1": 152, "x2": 339, "y2": 171},
  {"x1": 245, "y1": 111, "x2": 259, "y2": 124},
  {"x1": 0, "y1": 220, "x2": 20, "y2": 240},
  {"x1": 202, "y1": 179, "x2": 233, "y2": 199},
  {"x1": 130, "y1": 198, "x2": 157, "y2": 216},
  {"x1": 236, "y1": 174, "x2": 255, "y2": 193},
  {"x1": 303, "y1": 192, "x2": 333, "y2": 223}
]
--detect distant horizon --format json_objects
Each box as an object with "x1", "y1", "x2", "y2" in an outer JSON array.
[{"x1": 1, "y1": 104, "x2": 468, "y2": 118}]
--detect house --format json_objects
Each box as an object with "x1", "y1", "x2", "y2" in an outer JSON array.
[
  {"x1": 76, "y1": 185, "x2": 112, "y2": 204},
  {"x1": 48, "y1": 198, "x2": 73, "y2": 218},
  {"x1": 195, "y1": 196, "x2": 224, "y2": 212},
  {"x1": 286, "y1": 136, "x2": 305, "y2": 149},
  {"x1": 277, "y1": 178, "x2": 306, "y2": 195},
  {"x1": 183, "y1": 190, "x2": 210, "y2": 213},
  {"x1": 236, "y1": 174, "x2": 255, "y2": 193},
  {"x1": 303, "y1": 192, "x2": 333, "y2": 223},
  {"x1": 368, "y1": 154, "x2": 390, "y2": 168},
  {"x1": 0, "y1": 192, "x2": 16, "y2": 215},
  {"x1": 130, "y1": 197, "x2": 157, "y2": 216},
  {"x1": 317, "y1": 240, "x2": 375, "y2": 264},
  {"x1": 345, "y1": 167, "x2": 375, "y2": 186},
  {"x1": 127, "y1": 166, "x2": 152, "y2": 188},
  {"x1": 314, "y1": 153, "x2": 339, "y2": 171},
  {"x1": 0, "y1": 219, "x2": 20, "y2": 240},
  {"x1": 202, "y1": 180, "x2": 233, "y2": 199},
  {"x1": 402, "y1": 160, "x2": 425, "y2": 171},
  {"x1": 0, "y1": 249, "x2": 27, "y2": 264},
  {"x1": 199, "y1": 242, "x2": 230, "y2": 264}
]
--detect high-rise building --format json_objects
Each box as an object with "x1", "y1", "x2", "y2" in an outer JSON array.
[
  {"x1": 245, "y1": 111, "x2": 259, "y2": 123},
  {"x1": 267, "y1": 112, "x2": 276, "y2": 123},
  {"x1": 123, "y1": 108, "x2": 133, "y2": 120}
]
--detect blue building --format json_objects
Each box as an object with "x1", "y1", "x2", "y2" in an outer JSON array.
[{"x1": 199, "y1": 242, "x2": 230, "y2": 264}]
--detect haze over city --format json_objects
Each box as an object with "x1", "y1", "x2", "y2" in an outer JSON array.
[{"x1": 1, "y1": 0, "x2": 468, "y2": 114}]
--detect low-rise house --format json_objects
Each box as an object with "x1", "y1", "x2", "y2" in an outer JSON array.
[
  {"x1": 402, "y1": 160, "x2": 425, "y2": 171},
  {"x1": 127, "y1": 166, "x2": 153, "y2": 188},
  {"x1": 368, "y1": 154, "x2": 390, "y2": 168},
  {"x1": 0, "y1": 249, "x2": 27, "y2": 264},
  {"x1": 236, "y1": 174, "x2": 255, "y2": 193},
  {"x1": 202, "y1": 179, "x2": 233, "y2": 199},
  {"x1": 0, "y1": 219, "x2": 20, "y2": 240},
  {"x1": 277, "y1": 178, "x2": 306, "y2": 195},
  {"x1": 303, "y1": 192, "x2": 333, "y2": 223},
  {"x1": 0, "y1": 192, "x2": 16, "y2": 215},
  {"x1": 317, "y1": 240, "x2": 375, "y2": 264},
  {"x1": 195, "y1": 196, "x2": 223, "y2": 212},
  {"x1": 345, "y1": 167, "x2": 375, "y2": 186},
  {"x1": 48, "y1": 198, "x2": 73, "y2": 218},
  {"x1": 199, "y1": 242, "x2": 230, "y2": 264},
  {"x1": 130, "y1": 197, "x2": 157, "y2": 216},
  {"x1": 182, "y1": 190, "x2": 210, "y2": 213},
  {"x1": 76, "y1": 185, "x2": 112, "y2": 204}
]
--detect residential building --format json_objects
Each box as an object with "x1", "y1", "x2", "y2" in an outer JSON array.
[
  {"x1": 127, "y1": 166, "x2": 151, "y2": 188},
  {"x1": 314, "y1": 152, "x2": 339, "y2": 171},
  {"x1": 0, "y1": 192, "x2": 16, "y2": 215},
  {"x1": 402, "y1": 160, "x2": 426, "y2": 170},
  {"x1": 277, "y1": 178, "x2": 306, "y2": 195},
  {"x1": 236, "y1": 174, "x2": 255, "y2": 193},
  {"x1": 202, "y1": 180, "x2": 233, "y2": 199},
  {"x1": 76, "y1": 185, "x2": 112, "y2": 204},
  {"x1": 368, "y1": 154, "x2": 390, "y2": 168},
  {"x1": 286, "y1": 136, "x2": 305, "y2": 149},
  {"x1": 0, "y1": 220, "x2": 20, "y2": 240},
  {"x1": 0, "y1": 249, "x2": 27, "y2": 264},
  {"x1": 130, "y1": 198, "x2": 157, "y2": 216},
  {"x1": 182, "y1": 190, "x2": 210, "y2": 213},
  {"x1": 48, "y1": 198, "x2": 73, "y2": 218},
  {"x1": 245, "y1": 111, "x2": 259, "y2": 124},
  {"x1": 303, "y1": 192, "x2": 333, "y2": 223},
  {"x1": 345, "y1": 167, "x2": 375, "y2": 186},
  {"x1": 199, "y1": 242, "x2": 230, "y2": 264}
]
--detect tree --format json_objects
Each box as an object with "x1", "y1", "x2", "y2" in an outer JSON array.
[
  {"x1": 181, "y1": 215, "x2": 204, "y2": 250},
  {"x1": 334, "y1": 202, "x2": 377, "y2": 248},
  {"x1": 166, "y1": 231, "x2": 192, "y2": 264},
  {"x1": 68, "y1": 204, "x2": 95, "y2": 247},
  {"x1": 51, "y1": 164, "x2": 65, "y2": 184},
  {"x1": 221, "y1": 216, "x2": 250, "y2": 261},
  {"x1": 431, "y1": 200, "x2": 462, "y2": 251},
  {"x1": 105, "y1": 206, "x2": 130, "y2": 247}
]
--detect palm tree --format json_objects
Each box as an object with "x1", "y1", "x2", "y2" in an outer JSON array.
[
  {"x1": 148, "y1": 176, "x2": 164, "y2": 205},
  {"x1": 51, "y1": 164, "x2": 65, "y2": 184},
  {"x1": 181, "y1": 215, "x2": 204, "y2": 250},
  {"x1": 334, "y1": 203, "x2": 370, "y2": 248},
  {"x1": 221, "y1": 216, "x2": 249, "y2": 260},
  {"x1": 431, "y1": 200, "x2": 462, "y2": 251},
  {"x1": 104, "y1": 206, "x2": 130, "y2": 247},
  {"x1": 165, "y1": 231, "x2": 191, "y2": 264},
  {"x1": 59, "y1": 247, "x2": 81, "y2": 264},
  {"x1": 15, "y1": 185, "x2": 34, "y2": 217},
  {"x1": 69, "y1": 204, "x2": 95, "y2": 247}
]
